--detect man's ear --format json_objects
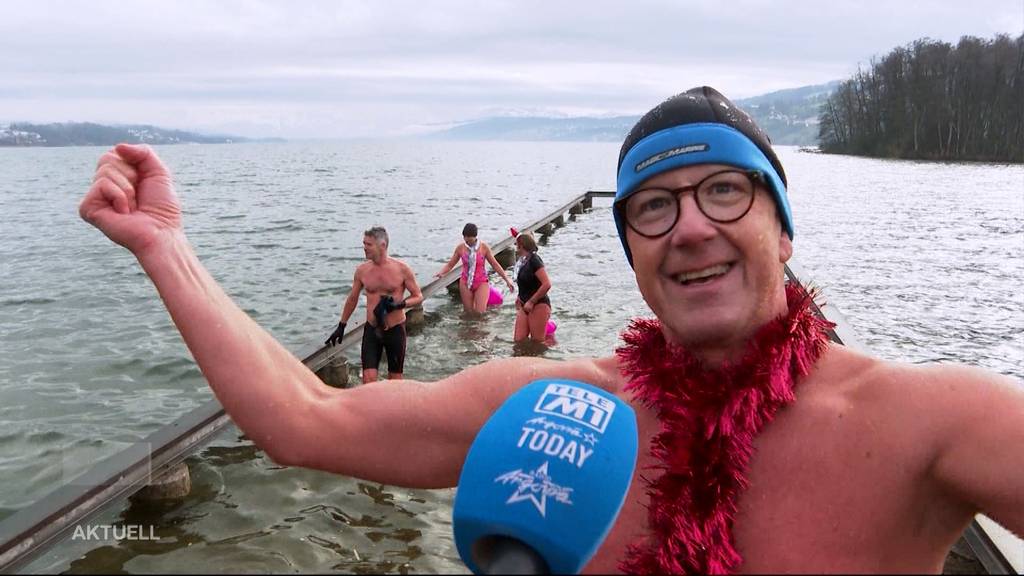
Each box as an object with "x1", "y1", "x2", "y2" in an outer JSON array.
[{"x1": 778, "y1": 229, "x2": 793, "y2": 264}]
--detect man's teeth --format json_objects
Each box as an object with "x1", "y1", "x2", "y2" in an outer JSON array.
[{"x1": 676, "y1": 264, "x2": 730, "y2": 284}]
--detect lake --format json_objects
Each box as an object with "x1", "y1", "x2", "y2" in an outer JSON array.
[{"x1": 1, "y1": 141, "x2": 1021, "y2": 573}]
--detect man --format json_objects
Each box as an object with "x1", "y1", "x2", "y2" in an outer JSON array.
[
  {"x1": 324, "y1": 226, "x2": 423, "y2": 384},
  {"x1": 80, "y1": 86, "x2": 1022, "y2": 573}
]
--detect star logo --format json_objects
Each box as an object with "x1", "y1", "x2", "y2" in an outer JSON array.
[{"x1": 494, "y1": 462, "x2": 573, "y2": 517}]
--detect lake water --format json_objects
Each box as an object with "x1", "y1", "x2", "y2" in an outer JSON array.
[{"x1": 1, "y1": 141, "x2": 1021, "y2": 573}]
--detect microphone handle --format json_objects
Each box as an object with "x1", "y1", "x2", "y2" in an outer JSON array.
[{"x1": 479, "y1": 536, "x2": 550, "y2": 575}]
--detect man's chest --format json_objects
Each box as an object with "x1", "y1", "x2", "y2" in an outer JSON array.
[
  {"x1": 712, "y1": 402, "x2": 939, "y2": 572},
  {"x1": 587, "y1": 398, "x2": 936, "y2": 573},
  {"x1": 361, "y1": 268, "x2": 403, "y2": 293}
]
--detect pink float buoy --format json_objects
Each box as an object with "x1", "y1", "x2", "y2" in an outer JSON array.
[
  {"x1": 545, "y1": 319, "x2": 557, "y2": 336},
  {"x1": 487, "y1": 285, "x2": 503, "y2": 307}
]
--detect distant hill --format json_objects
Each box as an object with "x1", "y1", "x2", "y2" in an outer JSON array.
[
  {"x1": 735, "y1": 81, "x2": 840, "y2": 145},
  {"x1": 430, "y1": 115, "x2": 639, "y2": 142},
  {"x1": 0, "y1": 122, "x2": 277, "y2": 147},
  {"x1": 429, "y1": 81, "x2": 840, "y2": 146}
]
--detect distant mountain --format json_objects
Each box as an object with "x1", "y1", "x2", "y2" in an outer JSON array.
[
  {"x1": 430, "y1": 115, "x2": 639, "y2": 142},
  {"x1": 735, "y1": 81, "x2": 841, "y2": 145},
  {"x1": 0, "y1": 122, "x2": 278, "y2": 147},
  {"x1": 429, "y1": 81, "x2": 840, "y2": 146}
]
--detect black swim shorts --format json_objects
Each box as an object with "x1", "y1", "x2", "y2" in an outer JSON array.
[{"x1": 361, "y1": 322, "x2": 407, "y2": 374}]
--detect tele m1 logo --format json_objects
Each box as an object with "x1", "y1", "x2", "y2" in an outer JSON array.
[{"x1": 533, "y1": 382, "x2": 616, "y2": 433}]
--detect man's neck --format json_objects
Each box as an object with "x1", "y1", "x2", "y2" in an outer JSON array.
[
  {"x1": 371, "y1": 253, "x2": 389, "y2": 265},
  {"x1": 665, "y1": 297, "x2": 791, "y2": 367}
]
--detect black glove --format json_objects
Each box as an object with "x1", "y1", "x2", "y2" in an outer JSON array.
[
  {"x1": 373, "y1": 297, "x2": 390, "y2": 331},
  {"x1": 372, "y1": 296, "x2": 407, "y2": 335},
  {"x1": 325, "y1": 321, "x2": 346, "y2": 346}
]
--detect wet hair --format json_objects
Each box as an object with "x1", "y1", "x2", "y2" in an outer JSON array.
[
  {"x1": 516, "y1": 232, "x2": 538, "y2": 253},
  {"x1": 462, "y1": 223, "x2": 478, "y2": 237},
  {"x1": 364, "y1": 226, "x2": 389, "y2": 247}
]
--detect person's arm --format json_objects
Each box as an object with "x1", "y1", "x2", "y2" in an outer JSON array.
[
  {"x1": 400, "y1": 262, "x2": 424, "y2": 308},
  {"x1": 80, "y1": 144, "x2": 606, "y2": 488},
  {"x1": 435, "y1": 246, "x2": 461, "y2": 278},
  {"x1": 483, "y1": 243, "x2": 515, "y2": 291},
  {"x1": 929, "y1": 365, "x2": 1024, "y2": 534},
  {"x1": 340, "y1": 269, "x2": 362, "y2": 324},
  {"x1": 523, "y1": 257, "x2": 552, "y2": 313},
  {"x1": 299, "y1": 354, "x2": 611, "y2": 486}
]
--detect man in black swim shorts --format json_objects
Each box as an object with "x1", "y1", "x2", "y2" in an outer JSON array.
[{"x1": 325, "y1": 226, "x2": 423, "y2": 383}]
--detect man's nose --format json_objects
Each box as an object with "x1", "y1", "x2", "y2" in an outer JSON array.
[{"x1": 668, "y1": 193, "x2": 717, "y2": 246}]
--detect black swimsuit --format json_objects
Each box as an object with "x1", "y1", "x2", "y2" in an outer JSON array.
[
  {"x1": 516, "y1": 252, "x2": 551, "y2": 307},
  {"x1": 361, "y1": 322, "x2": 406, "y2": 373}
]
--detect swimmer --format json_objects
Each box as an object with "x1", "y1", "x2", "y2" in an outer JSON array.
[
  {"x1": 435, "y1": 222, "x2": 515, "y2": 313},
  {"x1": 512, "y1": 232, "x2": 553, "y2": 343},
  {"x1": 325, "y1": 227, "x2": 423, "y2": 383}
]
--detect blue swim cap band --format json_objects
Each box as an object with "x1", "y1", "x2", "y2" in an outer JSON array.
[{"x1": 614, "y1": 123, "x2": 793, "y2": 267}]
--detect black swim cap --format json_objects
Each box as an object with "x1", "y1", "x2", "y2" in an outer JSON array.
[{"x1": 615, "y1": 86, "x2": 793, "y2": 266}]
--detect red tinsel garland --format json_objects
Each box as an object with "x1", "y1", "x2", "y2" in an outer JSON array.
[{"x1": 616, "y1": 283, "x2": 834, "y2": 574}]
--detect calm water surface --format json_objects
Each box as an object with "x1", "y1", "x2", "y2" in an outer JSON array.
[{"x1": 0, "y1": 142, "x2": 1021, "y2": 573}]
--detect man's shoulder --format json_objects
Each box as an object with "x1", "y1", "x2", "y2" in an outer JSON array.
[
  {"x1": 387, "y1": 257, "x2": 414, "y2": 271},
  {"x1": 503, "y1": 355, "x2": 622, "y2": 392},
  {"x1": 354, "y1": 259, "x2": 373, "y2": 274},
  {"x1": 811, "y1": 344, "x2": 1016, "y2": 413}
]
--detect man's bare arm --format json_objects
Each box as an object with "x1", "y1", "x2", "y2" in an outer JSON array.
[
  {"x1": 401, "y1": 262, "x2": 424, "y2": 308},
  {"x1": 293, "y1": 355, "x2": 611, "y2": 487},
  {"x1": 930, "y1": 365, "x2": 1024, "y2": 535},
  {"x1": 340, "y1": 269, "x2": 362, "y2": 323}
]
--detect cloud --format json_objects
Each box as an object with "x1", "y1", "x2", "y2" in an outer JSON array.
[{"x1": 1, "y1": 0, "x2": 1020, "y2": 137}]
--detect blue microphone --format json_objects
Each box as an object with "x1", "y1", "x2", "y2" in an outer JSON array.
[{"x1": 453, "y1": 379, "x2": 638, "y2": 574}]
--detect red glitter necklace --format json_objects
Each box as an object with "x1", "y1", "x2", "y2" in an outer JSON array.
[{"x1": 616, "y1": 283, "x2": 833, "y2": 574}]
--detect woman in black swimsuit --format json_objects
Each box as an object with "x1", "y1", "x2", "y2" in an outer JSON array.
[{"x1": 513, "y1": 232, "x2": 552, "y2": 343}]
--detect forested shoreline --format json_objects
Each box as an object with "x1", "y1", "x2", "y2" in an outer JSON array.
[{"x1": 818, "y1": 34, "x2": 1023, "y2": 163}]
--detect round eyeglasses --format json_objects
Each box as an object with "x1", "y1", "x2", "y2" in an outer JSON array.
[{"x1": 618, "y1": 169, "x2": 762, "y2": 238}]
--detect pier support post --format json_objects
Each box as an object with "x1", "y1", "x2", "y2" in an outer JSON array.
[
  {"x1": 569, "y1": 202, "x2": 584, "y2": 215},
  {"x1": 581, "y1": 195, "x2": 593, "y2": 210},
  {"x1": 495, "y1": 248, "x2": 515, "y2": 269},
  {"x1": 537, "y1": 223, "x2": 554, "y2": 236},
  {"x1": 553, "y1": 214, "x2": 565, "y2": 227},
  {"x1": 136, "y1": 462, "x2": 191, "y2": 501},
  {"x1": 317, "y1": 355, "x2": 350, "y2": 388},
  {"x1": 406, "y1": 304, "x2": 425, "y2": 326}
]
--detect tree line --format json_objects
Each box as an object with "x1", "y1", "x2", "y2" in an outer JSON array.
[{"x1": 818, "y1": 34, "x2": 1023, "y2": 163}]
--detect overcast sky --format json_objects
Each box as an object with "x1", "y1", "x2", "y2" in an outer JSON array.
[{"x1": 2, "y1": 0, "x2": 1021, "y2": 138}]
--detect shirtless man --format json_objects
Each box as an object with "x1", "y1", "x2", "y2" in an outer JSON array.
[
  {"x1": 324, "y1": 226, "x2": 423, "y2": 384},
  {"x1": 80, "y1": 86, "x2": 1022, "y2": 573}
]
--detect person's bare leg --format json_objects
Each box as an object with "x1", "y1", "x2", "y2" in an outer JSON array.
[
  {"x1": 458, "y1": 281, "x2": 474, "y2": 312},
  {"x1": 362, "y1": 368, "x2": 378, "y2": 384},
  {"x1": 528, "y1": 304, "x2": 551, "y2": 343},
  {"x1": 513, "y1": 309, "x2": 530, "y2": 342},
  {"x1": 388, "y1": 372, "x2": 403, "y2": 380},
  {"x1": 472, "y1": 282, "x2": 489, "y2": 313}
]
